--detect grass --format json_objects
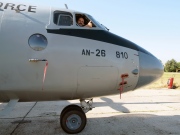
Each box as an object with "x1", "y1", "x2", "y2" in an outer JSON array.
[{"x1": 144, "y1": 72, "x2": 180, "y2": 89}]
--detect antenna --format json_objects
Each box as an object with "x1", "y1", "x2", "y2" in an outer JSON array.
[{"x1": 65, "y1": 4, "x2": 68, "y2": 9}]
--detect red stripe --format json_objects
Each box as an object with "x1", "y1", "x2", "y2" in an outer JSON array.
[{"x1": 42, "y1": 61, "x2": 48, "y2": 90}]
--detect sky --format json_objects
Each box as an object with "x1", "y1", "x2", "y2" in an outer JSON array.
[{"x1": 17, "y1": 0, "x2": 180, "y2": 64}]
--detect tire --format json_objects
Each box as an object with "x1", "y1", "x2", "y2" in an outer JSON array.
[
  {"x1": 60, "y1": 108, "x2": 86, "y2": 134},
  {"x1": 60, "y1": 105, "x2": 83, "y2": 122}
]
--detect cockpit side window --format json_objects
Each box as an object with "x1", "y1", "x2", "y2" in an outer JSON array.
[
  {"x1": 76, "y1": 14, "x2": 96, "y2": 28},
  {"x1": 54, "y1": 11, "x2": 73, "y2": 26}
]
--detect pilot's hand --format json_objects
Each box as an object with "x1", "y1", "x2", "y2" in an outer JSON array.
[{"x1": 86, "y1": 21, "x2": 92, "y2": 28}]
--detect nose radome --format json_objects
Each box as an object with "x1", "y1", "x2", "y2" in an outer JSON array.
[{"x1": 135, "y1": 51, "x2": 164, "y2": 89}]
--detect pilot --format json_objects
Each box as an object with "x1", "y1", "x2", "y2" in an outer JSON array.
[{"x1": 77, "y1": 16, "x2": 92, "y2": 28}]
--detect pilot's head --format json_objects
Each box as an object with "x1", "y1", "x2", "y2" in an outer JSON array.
[{"x1": 77, "y1": 17, "x2": 85, "y2": 27}]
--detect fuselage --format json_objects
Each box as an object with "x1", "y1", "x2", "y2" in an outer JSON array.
[{"x1": 0, "y1": 0, "x2": 164, "y2": 102}]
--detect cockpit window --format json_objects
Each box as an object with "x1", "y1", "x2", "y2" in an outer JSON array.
[
  {"x1": 76, "y1": 14, "x2": 96, "y2": 28},
  {"x1": 75, "y1": 13, "x2": 108, "y2": 30},
  {"x1": 54, "y1": 11, "x2": 73, "y2": 26}
]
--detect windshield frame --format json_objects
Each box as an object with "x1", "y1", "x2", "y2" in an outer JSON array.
[{"x1": 86, "y1": 14, "x2": 106, "y2": 30}]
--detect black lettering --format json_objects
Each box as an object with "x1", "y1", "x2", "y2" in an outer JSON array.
[
  {"x1": 17, "y1": 4, "x2": 26, "y2": 11},
  {"x1": 82, "y1": 49, "x2": 86, "y2": 55},
  {"x1": 0, "y1": 2, "x2": 3, "y2": 8},
  {"x1": 116, "y1": 51, "x2": 128, "y2": 59},
  {"x1": 96, "y1": 49, "x2": 100, "y2": 57},
  {"x1": 4, "y1": 3, "x2": 15, "y2": 10},
  {"x1": 28, "y1": 6, "x2": 36, "y2": 13},
  {"x1": 121, "y1": 52, "x2": 124, "y2": 58},
  {"x1": 96, "y1": 49, "x2": 106, "y2": 57},
  {"x1": 101, "y1": 50, "x2": 106, "y2": 57},
  {"x1": 86, "y1": 50, "x2": 90, "y2": 56},
  {"x1": 124, "y1": 52, "x2": 128, "y2": 59},
  {"x1": 116, "y1": 51, "x2": 120, "y2": 58}
]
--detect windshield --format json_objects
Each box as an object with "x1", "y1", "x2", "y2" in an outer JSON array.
[{"x1": 87, "y1": 15, "x2": 107, "y2": 30}]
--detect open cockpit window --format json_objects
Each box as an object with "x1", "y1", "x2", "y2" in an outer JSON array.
[
  {"x1": 76, "y1": 14, "x2": 96, "y2": 28},
  {"x1": 54, "y1": 11, "x2": 73, "y2": 26}
]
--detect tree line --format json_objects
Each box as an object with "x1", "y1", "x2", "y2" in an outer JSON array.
[{"x1": 164, "y1": 59, "x2": 180, "y2": 72}]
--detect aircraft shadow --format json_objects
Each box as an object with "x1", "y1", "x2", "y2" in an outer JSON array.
[
  {"x1": 92, "y1": 97, "x2": 180, "y2": 113},
  {"x1": 95, "y1": 97, "x2": 131, "y2": 113}
]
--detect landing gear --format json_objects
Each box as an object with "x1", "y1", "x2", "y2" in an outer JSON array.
[
  {"x1": 60, "y1": 99, "x2": 93, "y2": 134},
  {"x1": 80, "y1": 98, "x2": 94, "y2": 113},
  {"x1": 60, "y1": 105, "x2": 86, "y2": 134}
]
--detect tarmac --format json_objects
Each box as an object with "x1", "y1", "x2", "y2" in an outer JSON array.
[{"x1": 0, "y1": 89, "x2": 180, "y2": 135}]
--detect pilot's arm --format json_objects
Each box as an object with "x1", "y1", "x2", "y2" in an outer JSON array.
[{"x1": 85, "y1": 21, "x2": 92, "y2": 28}]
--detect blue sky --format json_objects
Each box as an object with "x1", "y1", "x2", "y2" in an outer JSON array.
[{"x1": 22, "y1": 0, "x2": 180, "y2": 64}]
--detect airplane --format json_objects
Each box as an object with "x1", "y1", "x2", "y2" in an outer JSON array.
[{"x1": 0, "y1": 0, "x2": 164, "y2": 134}]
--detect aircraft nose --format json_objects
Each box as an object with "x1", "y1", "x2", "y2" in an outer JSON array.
[{"x1": 135, "y1": 51, "x2": 164, "y2": 89}]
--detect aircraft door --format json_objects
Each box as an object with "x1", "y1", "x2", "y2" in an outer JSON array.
[
  {"x1": 77, "y1": 66, "x2": 119, "y2": 97},
  {"x1": 23, "y1": 8, "x2": 50, "y2": 92},
  {"x1": 16, "y1": 9, "x2": 78, "y2": 99}
]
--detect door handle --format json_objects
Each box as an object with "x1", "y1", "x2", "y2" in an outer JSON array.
[{"x1": 29, "y1": 59, "x2": 47, "y2": 62}]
